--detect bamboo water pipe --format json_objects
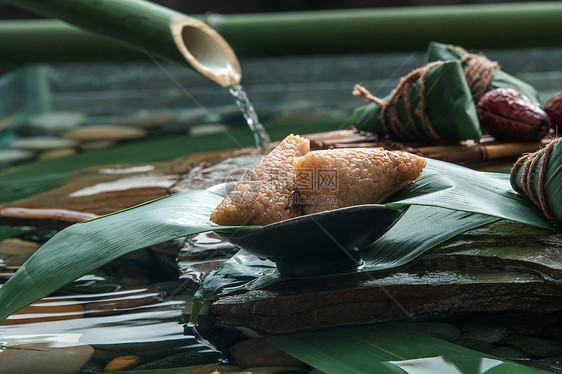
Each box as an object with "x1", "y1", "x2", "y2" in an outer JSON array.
[{"x1": 0, "y1": 0, "x2": 241, "y2": 87}]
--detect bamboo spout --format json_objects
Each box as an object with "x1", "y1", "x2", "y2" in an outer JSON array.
[
  {"x1": 2, "y1": 0, "x2": 241, "y2": 87},
  {"x1": 171, "y1": 18, "x2": 240, "y2": 88}
]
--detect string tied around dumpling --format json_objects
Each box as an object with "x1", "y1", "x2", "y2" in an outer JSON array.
[
  {"x1": 353, "y1": 61, "x2": 444, "y2": 142},
  {"x1": 451, "y1": 46, "x2": 500, "y2": 103},
  {"x1": 510, "y1": 137, "x2": 561, "y2": 226}
]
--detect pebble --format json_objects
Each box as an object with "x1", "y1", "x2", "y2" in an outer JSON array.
[
  {"x1": 80, "y1": 140, "x2": 116, "y2": 151},
  {"x1": 27, "y1": 112, "x2": 86, "y2": 134},
  {"x1": 0, "y1": 149, "x2": 35, "y2": 164},
  {"x1": 0, "y1": 238, "x2": 41, "y2": 256},
  {"x1": 9, "y1": 136, "x2": 77, "y2": 151},
  {"x1": 0, "y1": 343, "x2": 93, "y2": 374},
  {"x1": 190, "y1": 124, "x2": 228, "y2": 136},
  {"x1": 39, "y1": 147, "x2": 77, "y2": 160},
  {"x1": 115, "y1": 109, "x2": 179, "y2": 129},
  {"x1": 103, "y1": 354, "x2": 141, "y2": 372},
  {"x1": 228, "y1": 338, "x2": 305, "y2": 368},
  {"x1": 64, "y1": 125, "x2": 146, "y2": 141}
]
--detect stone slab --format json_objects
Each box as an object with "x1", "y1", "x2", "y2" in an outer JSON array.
[{"x1": 209, "y1": 221, "x2": 562, "y2": 332}]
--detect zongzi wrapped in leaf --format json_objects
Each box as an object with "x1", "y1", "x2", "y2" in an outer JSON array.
[
  {"x1": 348, "y1": 60, "x2": 481, "y2": 144},
  {"x1": 426, "y1": 41, "x2": 541, "y2": 105},
  {"x1": 510, "y1": 137, "x2": 562, "y2": 226}
]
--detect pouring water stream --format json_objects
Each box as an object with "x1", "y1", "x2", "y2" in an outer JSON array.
[{"x1": 229, "y1": 83, "x2": 271, "y2": 155}]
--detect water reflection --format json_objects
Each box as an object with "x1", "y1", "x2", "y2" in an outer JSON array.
[{"x1": 389, "y1": 355, "x2": 502, "y2": 374}]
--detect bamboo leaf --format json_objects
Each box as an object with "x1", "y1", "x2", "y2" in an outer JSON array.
[
  {"x1": 0, "y1": 190, "x2": 258, "y2": 321},
  {"x1": 387, "y1": 158, "x2": 554, "y2": 230},
  {"x1": 266, "y1": 323, "x2": 548, "y2": 374}
]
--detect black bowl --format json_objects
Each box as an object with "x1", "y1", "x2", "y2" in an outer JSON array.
[{"x1": 217, "y1": 204, "x2": 404, "y2": 277}]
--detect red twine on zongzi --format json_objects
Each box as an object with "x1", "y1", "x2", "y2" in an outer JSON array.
[
  {"x1": 353, "y1": 61, "x2": 444, "y2": 142},
  {"x1": 510, "y1": 137, "x2": 561, "y2": 226}
]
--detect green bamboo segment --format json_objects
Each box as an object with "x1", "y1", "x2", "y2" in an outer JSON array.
[
  {"x1": 1, "y1": 2, "x2": 562, "y2": 65},
  {"x1": 0, "y1": 0, "x2": 240, "y2": 87},
  {"x1": 0, "y1": 20, "x2": 147, "y2": 63},
  {"x1": 216, "y1": 2, "x2": 562, "y2": 56}
]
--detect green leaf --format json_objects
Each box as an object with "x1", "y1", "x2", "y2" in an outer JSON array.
[
  {"x1": 267, "y1": 323, "x2": 548, "y2": 374},
  {"x1": 191, "y1": 206, "x2": 497, "y2": 319},
  {"x1": 387, "y1": 158, "x2": 555, "y2": 230},
  {"x1": 0, "y1": 190, "x2": 258, "y2": 321}
]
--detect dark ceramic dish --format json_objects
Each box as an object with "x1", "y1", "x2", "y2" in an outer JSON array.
[{"x1": 217, "y1": 204, "x2": 405, "y2": 277}]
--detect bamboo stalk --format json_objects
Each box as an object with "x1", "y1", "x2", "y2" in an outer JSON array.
[
  {"x1": 1, "y1": 2, "x2": 562, "y2": 65},
  {"x1": 216, "y1": 3, "x2": 562, "y2": 56},
  {"x1": 0, "y1": 0, "x2": 240, "y2": 87}
]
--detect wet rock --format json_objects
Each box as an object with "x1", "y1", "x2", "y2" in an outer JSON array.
[
  {"x1": 39, "y1": 147, "x2": 78, "y2": 160},
  {"x1": 0, "y1": 343, "x2": 93, "y2": 374},
  {"x1": 114, "y1": 109, "x2": 179, "y2": 129},
  {"x1": 461, "y1": 328, "x2": 508, "y2": 344},
  {"x1": 504, "y1": 335, "x2": 562, "y2": 358},
  {"x1": 228, "y1": 338, "x2": 305, "y2": 368},
  {"x1": 245, "y1": 367, "x2": 309, "y2": 374},
  {"x1": 0, "y1": 238, "x2": 40, "y2": 256},
  {"x1": 3, "y1": 255, "x2": 32, "y2": 266},
  {"x1": 118, "y1": 276, "x2": 150, "y2": 288},
  {"x1": 26, "y1": 112, "x2": 85, "y2": 134},
  {"x1": 103, "y1": 354, "x2": 141, "y2": 372},
  {"x1": 488, "y1": 346, "x2": 529, "y2": 360},
  {"x1": 0, "y1": 298, "x2": 84, "y2": 325},
  {"x1": 80, "y1": 140, "x2": 116, "y2": 151},
  {"x1": 83, "y1": 287, "x2": 161, "y2": 316},
  {"x1": 64, "y1": 125, "x2": 146, "y2": 141},
  {"x1": 10, "y1": 136, "x2": 78, "y2": 151},
  {"x1": 0, "y1": 149, "x2": 35, "y2": 164},
  {"x1": 408, "y1": 322, "x2": 461, "y2": 342}
]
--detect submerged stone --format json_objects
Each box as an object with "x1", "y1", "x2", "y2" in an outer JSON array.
[{"x1": 0, "y1": 343, "x2": 93, "y2": 374}]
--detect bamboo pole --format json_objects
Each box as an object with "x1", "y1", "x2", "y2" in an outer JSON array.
[
  {"x1": 215, "y1": 2, "x2": 562, "y2": 56},
  {"x1": 0, "y1": 0, "x2": 240, "y2": 87},
  {"x1": 2, "y1": 2, "x2": 562, "y2": 65}
]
